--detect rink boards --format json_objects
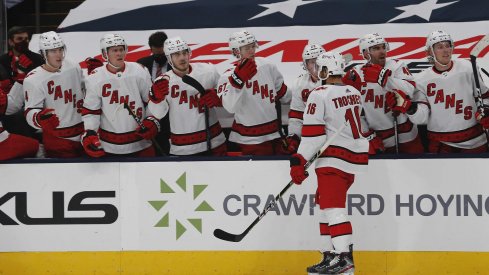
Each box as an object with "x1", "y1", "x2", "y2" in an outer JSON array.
[{"x1": 1, "y1": 156, "x2": 489, "y2": 274}]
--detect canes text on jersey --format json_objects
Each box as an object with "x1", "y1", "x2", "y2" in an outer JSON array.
[
  {"x1": 427, "y1": 83, "x2": 472, "y2": 120},
  {"x1": 102, "y1": 83, "x2": 143, "y2": 117},
  {"x1": 170, "y1": 85, "x2": 205, "y2": 113},
  {"x1": 47, "y1": 80, "x2": 83, "y2": 111}
]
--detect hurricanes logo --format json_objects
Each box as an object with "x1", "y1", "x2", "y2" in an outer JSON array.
[{"x1": 148, "y1": 172, "x2": 214, "y2": 240}]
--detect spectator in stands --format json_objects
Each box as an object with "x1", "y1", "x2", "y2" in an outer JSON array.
[
  {"x1": 0, "y1": 26, "x2": 44, "y2": 141},
  {"x1": 137, "y1": 31, "x2": 171, "y2": 155},
  {"x1": 137, "y1": 31, "x2": 170, "y2": 81},
  {"x1": 0, "y1": 26, "x2": 44, "y2": 89}
]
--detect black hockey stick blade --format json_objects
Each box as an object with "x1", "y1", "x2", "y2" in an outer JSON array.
[
  {"x1": 213, "y1": 229, "x2": 244, "y2": 242},
  {"x1": 182, "y1": 74, "x2": 206, "y2": 95}
]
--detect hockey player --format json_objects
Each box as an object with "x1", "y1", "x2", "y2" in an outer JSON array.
[
  {"x1": 217, "y1": 30, "x2": 291, "y2": 155},
  {"x1": 343, "y1": 33, "x2": 424, "y2": 154},
  {"x1": 287, "y1": 44, "x2": 325, "y2": 154},
  {"x1": 23, "y1": 31, "x2": 85, "y2": 158},
  {"x1": 147, "y1": 36, "x2": 226, "y2": 156},
  {"x1": 81, "y1": 34, "x2": 157, "y2": 157},
  {"x1": 393, "y1": 30, "x2": 489, "y2": 153},
  {"x1": 0, "y1": 84, "x2": 39, "y2": 161},
  {"x1": 290, "y1": 52, "x2": 368, "y2": 275}
]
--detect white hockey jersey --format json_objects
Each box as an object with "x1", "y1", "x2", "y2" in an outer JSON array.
[
  {"x1": 0, "y1": 82, "x2": 25, "y2": 142},
  {"x1": 350, "y1": 59, "x2": 418, "y2": 147},
  {"x1": 298, "y1": 84, "x2": 369, "y2": 174},
  {"x1": 409, "y1": 59, "x2": 488, "y2": 149},
  {"x1": 288, "y1": 73, "x2": 321, "y2": 137},
  {"x1": 23, "y1": 60, "x2": 84, "y2": 142},
  {"x1": 82, "y1": 62, "x2": 153, "y2": 154},
  {"x1": 217, "y1": 57, "x2": 291, "y2": 144},
  {"x1": 148, "y1": 63, "x2": 226, "y2": 155}
]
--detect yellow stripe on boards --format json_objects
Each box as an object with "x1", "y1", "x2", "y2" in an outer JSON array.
[{"x1": 1, "y1": 251, "x2": 489, "y2": 275}]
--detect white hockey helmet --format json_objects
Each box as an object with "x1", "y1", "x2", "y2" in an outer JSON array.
[
  {"x1": 426, "y1": 30, "x2": 454, "y2": 52},
  {"x1": 164, "y1": 37, "x2": 191, "y2": 66},
  {"x1": 229, "y1": 30, "x2": 258, "y2": 58},
  {"x1": 39, "y1": 31, "x2": 65, "y2": 57},
  {"x1": 425, "y1": 30, "x2": 454, "y2": 66},
  {"x1": 302, "y1": 44, "x2": 325, "y2": 61},
  {"x1": 164, "y1": 37, "x2": 191, "y2": 55},
  {"x1": 316, "y1": 51, "x2": 347, "y2": 80},
  {"x1": 359, "y1": 33, "x2": 389, "y2": 59},
  {"x1": 100, "y1": 34, "x2": 127, "y2": 61}
]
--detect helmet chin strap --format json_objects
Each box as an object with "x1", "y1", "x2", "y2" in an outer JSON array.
[
  {"x1": 45, "y1": 61, "x2": 61, "y2": 72},
  {"x1": 363, "y1": 50, "x2": 372, "y2": 63},
  {"x1": 107, "y1": 61, "x2": 122, "y2": 71},
  {"x1": 432, "y1": 51, "x2": 451, "y2": 68},
  {"x1": 42, "y1": 51, "x2": 62, "y2": 72},
  {"x1": 433, "y1": 57, "x2": 451, "y2": 68}
]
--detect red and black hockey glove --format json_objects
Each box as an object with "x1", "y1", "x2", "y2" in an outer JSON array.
[
  {"x1": 0, "y1": 90, "x2": 7, "y2": 115},
  {"x1": 85, "y1": 57, "x2": 104, "y2": 75},
  {"x1": 365, "y1": 132, "x2": 385, "y2": 155},
  {"x1": 81, "y1": 130, "x2": 106, "y2": 158},
  {"x1": 17, "y1": 54, "x2": 33, "y2": 71},
  {"x1": 361, "y1": 63, "x2": 392, "y2": 87},
  {"x1": 0, "y1": 79, "x2": 13, "y2": 93},
  {"x1": 136, "y1": 116, "x2": 160, "y2": 140},
  {"x1": 284, "y1": 134, "x2": 301, "y2": 154},
  {"x1": 13, "y1": 73, "x2": 26, "y2": 84},
  {"x1": 228, "y1": 58, "x2": 257, "y2": 89},
  {"x1": 475, "y1": 107, "x2": 489, "y2": 129},
  {"x1": 290, "y1": 153, "x2": 308, "y2": 185},
  {"x1": 150, "y1": 75, "x2": 169, "y2": 103},
  {"x1": 35, "y1": 108, "x2": 60, "y2": 131},
  {"x1": 341, "y1": 69, "x2": 363, "y2": 91},
  {"x1": 199, "y1": 88, "x2": 222, "y2": 108},
  {"x1": 386, "y1": 89, "x2": 412, "y2": 114}
]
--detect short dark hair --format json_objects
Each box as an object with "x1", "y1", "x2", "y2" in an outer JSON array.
[
  {"x1": 148, "y1": 31, "x2": 168, "y2": 48},
  {"x1": 8, "y1": 26, "x2": 30, "y2": 40}
]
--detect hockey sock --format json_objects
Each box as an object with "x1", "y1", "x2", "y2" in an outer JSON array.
[
  {"x1": 324, "y1": 208, "x2": 352, "y2": 252},
  {"x1": 318, "y1": 209, "x2": 334, "y2": 252}
]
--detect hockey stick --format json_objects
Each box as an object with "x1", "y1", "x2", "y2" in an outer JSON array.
[
  {"x1": 275, "y1": 99, "x2": 288, "y2": 149},
  {"x1": 181, "y1": 74, "x2": 212, "y2": 154},
  {"x1": 122, "y1": 102, "x2": 164, "y2": 156},
  {"x1": 393, "y1": 115, "x2": 399, "y2": 154},
  {"x1": 481, "y1": 68, "x2": 489, "y2": 78},
  {"x1": 213, "y1": 122, "x2": 348, "y2": 242},
  {"x1": 469, "y1": 35, "x2": 489, "y2": 111},
  {"x1": 470, "y1": 34, "x2": 489, "y2": 138}
]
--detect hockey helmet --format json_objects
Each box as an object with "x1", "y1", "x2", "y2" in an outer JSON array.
[
  {"x1": 229, "y1": 30, "x2": 258, "y2": 58},
  {"x1": 315, "y1": 51, "x2": 346, "y2": 80},
  {"x1": 302, "y1": 44, "x2": 325, "y2": 62},
  {"x1": 359, "y1": 33, "x2": 389, "y2": 58},
  {"x1": 426, "y1": 30, "x2": 453, "y2": 51},
  {"x1": 164, "y1": 37, "x2": 191, "y2": 66},
  {"x1": 100, "y1": 34, "x2": 127, "y2": 61},
  {"x1": 39, "y1": 31, "x2": 65, "y2": 57},
  {"x1": 425, "y1": 30, "x2": 454, "y2": 66}
]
